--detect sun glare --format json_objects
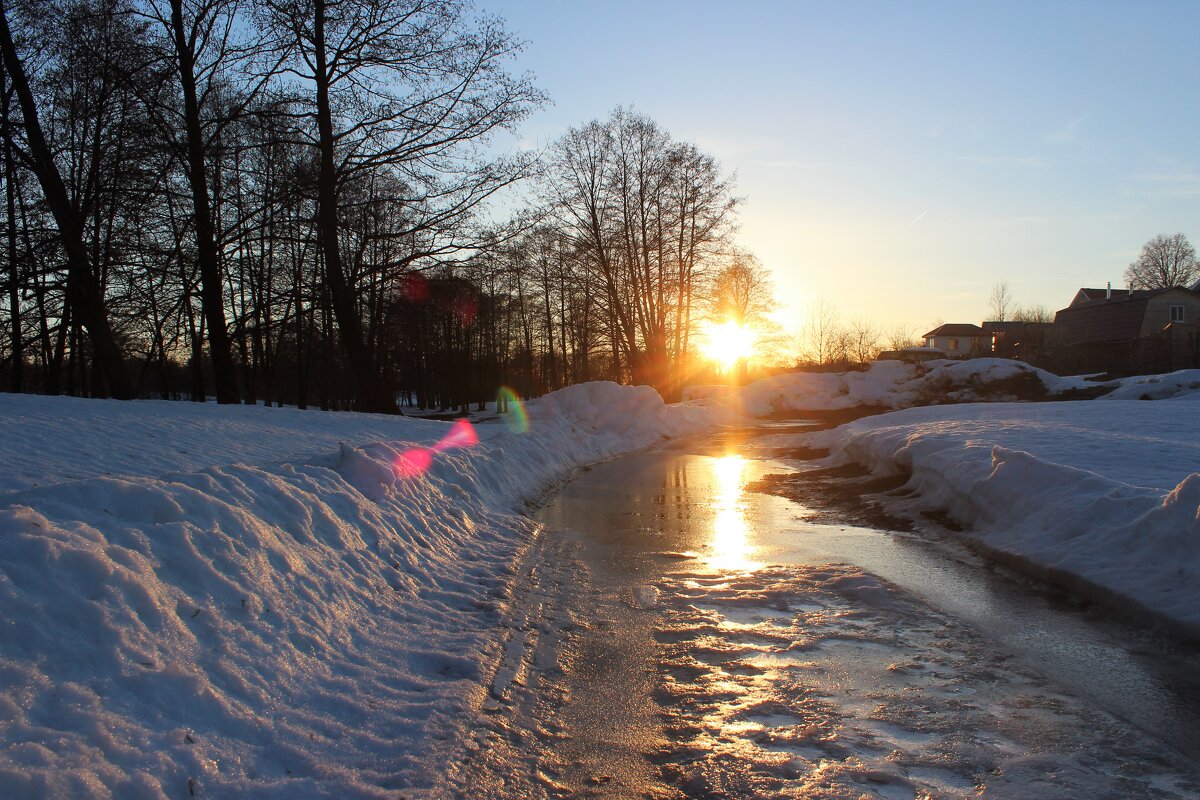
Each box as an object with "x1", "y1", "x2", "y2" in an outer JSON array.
[
  {"x1": 706, "y1": 454, "x2": 761, "y2": 573},
  {"x1": 702, "y1": 320, "x2": 757, "y2": 372}
]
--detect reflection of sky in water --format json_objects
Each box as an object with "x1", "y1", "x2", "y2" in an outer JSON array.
[{"x1": 706, "y1": 455, "x2": 762, "y2": 572}]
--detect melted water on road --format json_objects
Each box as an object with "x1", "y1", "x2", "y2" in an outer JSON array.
[{"x1": 535, "y1": 431, "x2": 1200, "y2": 796}]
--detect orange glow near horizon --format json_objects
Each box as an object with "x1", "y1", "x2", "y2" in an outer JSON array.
[{"x1": 701, "y1": 320, "x2": 757, "y2": 372}]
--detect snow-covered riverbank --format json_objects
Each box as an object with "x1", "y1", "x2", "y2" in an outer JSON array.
[
  {"x1": 705, "y1": 359, "x2": 1200, "y2": 634},
  {"x1": 0, "y1": 384, "x2": 716, "y2": 798},
  {"x1": 802, "y1": 397, "x2": 1200, "y2": 633}
]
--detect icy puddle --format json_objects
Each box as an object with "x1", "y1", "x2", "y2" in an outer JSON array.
[
  {"x1": 652, "y1": 566, "x2": 1196, "y2": 798},
  {"x1": 476, "y1": 437, "x2": 1200, "y2": 798}
]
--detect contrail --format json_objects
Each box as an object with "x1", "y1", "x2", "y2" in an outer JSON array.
[{"x1": 906, "y1": 210, "x2": 928, "y2": 229}]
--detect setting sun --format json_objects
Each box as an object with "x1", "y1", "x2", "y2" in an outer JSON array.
[{"x1": 702, "y1": 320, "x2": 757, "y2": 372}]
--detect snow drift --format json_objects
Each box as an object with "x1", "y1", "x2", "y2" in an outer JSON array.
[
  {"x1": 0, "y1": 383, "x2": 715, "y2": 798},
  {"x1": 806, "y1": 401, "x2": 1200, "y2": 631}
]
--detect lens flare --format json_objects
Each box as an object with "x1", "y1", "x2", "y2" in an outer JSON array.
[
  {"x1": 439, "y1": 418, "x2": 479, "y2": 449},
  {"x1": 394, "y1": 448, "x2": 433, "y2": 479},
  {"x1": 496, "y1": 386, "x2": 530, "y2": 434},
  {"x1": 393, "y1": 418, "x2": 479, "y2": 480}
]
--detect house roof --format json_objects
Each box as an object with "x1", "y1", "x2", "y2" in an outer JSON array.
[
  {"x1": 1054, "y1": 293, "x2": 1151, "y2": 344},
  {"x1": 1069, "y1": 287, "x2": 1167, "y2": 309},
  {"x1": 1055, "y1": 286, "x2": 1199, "y2": 344},
  {"x1": 1071, "y1": 287, "x2": 1134, "y2": 306},
  {"x1": 923, "y1": 323, "x2": 986, "y2": 338}
]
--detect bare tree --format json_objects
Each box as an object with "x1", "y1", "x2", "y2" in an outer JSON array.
[
  {"x1": 708, "y1": 250, "x2": 774, "y2": 326},
  {"x1": 1012, "y1": 304, "x2": 1052, "y2": 323},
  {"x1": 547, "y1": 108, "x2": 736, "y2": 394},
  {"x1": 848, "y1": 317, "x2": 881, "y2": 363},
  {"x1": 988, "y1": 281, "x2": 1013, "y2": 322},
  {"x1": 799, "y1": 298, "x2": 845, "y2": 366},
  {"x1": 257, "y1": 0, "x2": 542, "y2": 412},
  {"x1": 1124, "y1": 233, "x2": 1197, "y2": 290},
  {"x1": 0, "y1": 0, "x2": 133, "y2": 397},
  {"x1": 131, "y1": 0, "x2": 272, "y2": 403},
  {"x1": 886, "y1": 323, "x2": 920, "y2": 350}
]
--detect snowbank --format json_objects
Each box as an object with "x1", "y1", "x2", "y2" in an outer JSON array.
[
  {"x1": 0, "y1": 383, "x2": 717, "y2": 798},
  {"x1": 1098, "y1": 368, "x2": 1200, "y2": 401},
  {"x1": 808, "y1": 401, "x2": 1200, "y2": 630},
  {"x1": 730, "y1": 358, "x2": 1094, "y2": 416}
]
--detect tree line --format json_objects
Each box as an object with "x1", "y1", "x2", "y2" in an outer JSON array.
[{"x1": 0, "y1": 0, "x2": 768, "y2": 413}]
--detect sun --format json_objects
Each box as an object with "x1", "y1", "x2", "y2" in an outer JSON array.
[{"x1": 702, "y1": 320, "x2": 757, "y2": 372}]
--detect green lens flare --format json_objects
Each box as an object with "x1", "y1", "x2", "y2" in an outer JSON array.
[{"x1": 497, "y1": 386, "x2": 529, "y2": 434}]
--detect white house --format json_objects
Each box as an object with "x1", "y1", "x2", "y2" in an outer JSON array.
[{"x1": 922, "y1": 323, "x2": 989, "y2": 357}]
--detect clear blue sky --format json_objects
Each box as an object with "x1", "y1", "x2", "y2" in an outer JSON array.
[{"x1": 480, "y1": 0, "x2": 1200, "y2": 336}]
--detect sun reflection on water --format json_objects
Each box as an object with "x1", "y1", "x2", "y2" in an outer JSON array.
[{"x1": 706, "y1": 455, "x2": 762, "y2": 572}]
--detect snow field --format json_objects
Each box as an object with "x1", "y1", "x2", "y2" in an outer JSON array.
[{"x1": 0, "y1": 383, "x2": 718, "y2": 798}]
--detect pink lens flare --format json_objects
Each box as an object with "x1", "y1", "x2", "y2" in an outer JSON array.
[
  {"x1": 434, "y1": 419, "x2": 479, "y2": 451},
  {"x1": 393, "y1": 419, "x2": 479, "y2": 479},
  {"x1": 394, "y1": 448, "x2": 433, "y2": 478}
]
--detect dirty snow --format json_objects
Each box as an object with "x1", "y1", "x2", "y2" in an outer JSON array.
[{"x1": 479, "y1": 445, "x2": 1200, "y2": 799}]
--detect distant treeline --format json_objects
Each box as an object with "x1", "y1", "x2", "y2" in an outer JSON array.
[{"x1": 0, "y1": 0, "x2": 769, "y2": 412}]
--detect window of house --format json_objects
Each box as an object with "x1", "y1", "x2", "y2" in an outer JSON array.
[
  {"x1": 1171, "y1": 305, "x2": 1186, "y2": 323},
  {"x1": 949, "y1": 338, "x2": 959, "y2": 351}
]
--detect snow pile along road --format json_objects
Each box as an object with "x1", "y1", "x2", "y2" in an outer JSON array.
[
  {"x1": 805, "y1": 401, "x2": 1200, "y2": 631},
  {"x1": 0, "y1": 383, "x2": 716, "y2": 798}
]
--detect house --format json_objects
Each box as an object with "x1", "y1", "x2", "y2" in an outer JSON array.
[
  {"x1": 922, "y1": 323, "x2": 989, "y2": 358},
  {"x1": 983, "y1": 320, "x2": 1054, "y2": 363},
  {"x1": 1052, "y1": 286, "x2": 1200, "y2": 374}
]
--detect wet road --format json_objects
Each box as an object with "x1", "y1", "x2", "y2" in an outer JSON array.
[{"x1": 534, "y1": 427, "x2": 1200, "y2": 795}]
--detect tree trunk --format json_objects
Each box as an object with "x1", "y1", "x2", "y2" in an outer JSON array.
[
  {"x1": 169, "y1": 0, "x2": 239, "y2": 403},
  {"x1": 311, "y1": 0, "x2": 396, "y2": 413},
  {"x1": 2, "y1": 64, "x2": 20, "y2": 393},
  {"x1": 0, "y1": 0, "x2": 131, "y2": 398}
]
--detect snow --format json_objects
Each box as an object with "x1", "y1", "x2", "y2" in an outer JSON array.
[
  {"x1": 1099, "y1": 368, "x2": 1200, "y2": 401},
  {"x1": 730, "y1": 358, "x2": 1094, "y2": 416},
  {"x1": 804, "y1": 400, "x2": 1200, "y2": 630},
  {"x1": 718, "y1": 359, "x2": 1200, "y2": 634},
  {"x1": 7, "y1": 356, "x2": 1200, "y2": 795},
  {"x1": 0, "y1": 383, "x2": 718, "y2": 798}
]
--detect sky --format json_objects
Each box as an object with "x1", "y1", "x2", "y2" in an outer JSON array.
[{"x1": 476, "y1": 0, "x2": 1200, "y2": 338}]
